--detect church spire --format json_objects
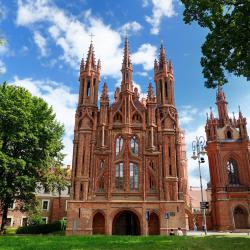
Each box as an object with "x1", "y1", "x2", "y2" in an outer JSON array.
[
  {"x1": 121, "y1": 37, "x2": 133, "y2": 92},
  {"x1": 216, "y1": 86, "x2": 229, "y2": 125},
  {"x1": 158, "y1": 42, "x2": 167, "y2": 71},
  {"x1": 85, "y1": 42, "x2": 96, "y2": 71}
]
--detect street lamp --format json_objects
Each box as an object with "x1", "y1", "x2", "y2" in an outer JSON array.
[{"x1": 191, "y1": 136, "x2": 208, "y2": 235}]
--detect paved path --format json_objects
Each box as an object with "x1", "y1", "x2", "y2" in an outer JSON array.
[{"x1": 187, "y1": 230, "x2": 250, "y2": 236}]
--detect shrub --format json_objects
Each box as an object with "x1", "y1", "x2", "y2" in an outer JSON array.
[{"x1": 16, "y1": 220, "x2": 66, "y2": 234}]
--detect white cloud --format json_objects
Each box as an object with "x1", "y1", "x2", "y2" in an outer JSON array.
[
  {"x1": 11, "y1": 76, "x2": 78, "y2": 165},
  {"x1": 119, "y1": 21, "x2": 143, "y2": 35},
  {"x1": 132, "y1": 43, "x2": 157, "y2": 70},
  {"x1": 16, "y1": 0, "x2": 158, "y2": 78},
  {"x1": 179, "y1": 105, "x2": 198, "y2": 126},
  {"x1": 34, "y1": 31, "x2": 48, "y2": 56},
  {"x1": 0, "y1": 60, "x2": 6, "y2": 74},
  {"x1": 145, "y1": 0, "x2": 176, "y2": 35}
]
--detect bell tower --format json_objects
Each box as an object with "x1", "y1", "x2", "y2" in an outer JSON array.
[
  {"x1": 71, "y1": 42, "x2": 100, "y2": 202},
  {"x1": 154, "y1": 43, "x2": 174, "y2": 106},
  {"x1": 206, "y1": 87, "x2": 250, "y2": 230}
]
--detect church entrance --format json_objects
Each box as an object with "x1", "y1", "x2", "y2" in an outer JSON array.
[
  {"x1": 112, "y1": 210, "x2": 140, "y2": 235},
  {"x1": 234, "y1": 206, "x2": 249, "y2": 229},
  {"x1": 93, "y1": 212, "x2": 105, "y2": 234},
  {"x1": 148, "y1": 212, "x2": 160, "y2": 235}
]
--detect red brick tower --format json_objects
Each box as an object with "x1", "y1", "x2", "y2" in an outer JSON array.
[
  {"x1": 67, "y1": 39, "x2": 188, "y2": 235},
  {"x1": 205, "y1": 87, "x2": 250, "y2": 230}
]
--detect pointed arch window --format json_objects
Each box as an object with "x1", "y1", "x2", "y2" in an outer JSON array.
[
  {"x1": 87, "y1": 80, "x2": 91, "y2": 96},
  {"x1": 227, "y1": 159, "x2": 240, "y2": 185},
  {"x1": 115, "y1": 136, "x2": 123, "y2": 157},
  {"x1": 165, "y1": 81, "x2": 168, "y2": 98},
  {"x1": 100, "y1": 160, "x2": 105, "y2": 169},
  {"x1": 115, "y1": 162, "x2": 123, "y2": 190},
  {"x1": 130, "y1": 136, "x2": 139, "y2": 155},
  {"x1": 130, "y1": 162, "x2": 138, "y2": 191}
]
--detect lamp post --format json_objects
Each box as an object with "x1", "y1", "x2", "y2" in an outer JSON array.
[{"x1": 191, "y1": 136, "x2": 207, "y2": 235}]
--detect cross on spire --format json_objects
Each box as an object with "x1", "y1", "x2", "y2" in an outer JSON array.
[{"x1": 89, "y1": 33, "x2": 95, "y2": 43}]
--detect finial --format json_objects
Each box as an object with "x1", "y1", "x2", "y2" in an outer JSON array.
[
  {"x1": 238, "y1": 105, "x2": 241, "y2": 113},
  {"x1": 89, "y1": 33, "x2": 95, "y2": 44}
]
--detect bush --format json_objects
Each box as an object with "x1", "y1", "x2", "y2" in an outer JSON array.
[{"x1": 16, "y1": 220, "x2": 66, "y2": 234}]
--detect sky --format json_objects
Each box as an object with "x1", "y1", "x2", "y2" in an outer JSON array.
[{"x1": 0, "y1": 0, "x2": 249, "y2": 188}]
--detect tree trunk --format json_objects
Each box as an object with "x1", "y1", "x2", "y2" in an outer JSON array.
[{"x1": 0, "y1": 205, "x2": 8, "y2": 233}]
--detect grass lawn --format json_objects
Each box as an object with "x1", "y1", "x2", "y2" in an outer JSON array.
[{"x1": 0, "y1": 235, "x2": 250, "y2": 250}]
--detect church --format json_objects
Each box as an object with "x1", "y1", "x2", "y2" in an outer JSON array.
[{"x1": 66, "y1": 38, "x2": 189, "y2": 235}]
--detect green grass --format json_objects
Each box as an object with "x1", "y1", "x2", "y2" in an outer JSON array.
[{"x1": 0, "y1": 235, "x2": 250, "y2": 250}]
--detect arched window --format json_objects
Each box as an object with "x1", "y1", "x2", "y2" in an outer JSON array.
[
  {"x1": 131, "y1": 136, "x2": 138, "y2": 155},
  {"x1": 226, "y1": 130, "x2": 232, "y2": 139},
  {"x1": 165, "y1": 81, "x2": 168, "y2": 98},
  {"x1": 87, "y1": 80, "x2": 91, "y2": 96},
  {"x1": 159, "y1": 80, "x2": 162, "y2": 102},
  {"x1": 132, "y1": 113, "x2": 142, "y2": 123},
  {"x1": 116, "y1": 136, "x2": 123, "y2": 157},
  {"x1": 130, "y1": 162, "x2": 138, "y2": 191},
  {"x1": 115, "y1": 162, "x2": 123, "y2": 190},
  {"x1": 227, "y1": 159, "x2": 240, "y2": 185}
]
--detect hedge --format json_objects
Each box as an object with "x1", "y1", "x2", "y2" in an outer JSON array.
[{"x1": 16, "y1": 220, "x2": 66, "y2": 234}]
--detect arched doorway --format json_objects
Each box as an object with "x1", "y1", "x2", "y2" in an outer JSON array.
[
  {"x1": 234, "y1": 206, "x2": 249, "y2": 229},
  {"x1": 148, "y1": 212, "x2": 160, "y2": 235},
  {"x1": 93, "y1": 212, "x2": 105, "y2": 234},
  {"x1": 112, "y1": 210, "x2": 141, "y2": 235}
]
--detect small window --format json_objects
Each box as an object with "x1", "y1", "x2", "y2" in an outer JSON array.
[
  {"x1": 227, "y1": 159, "x2": 239, "y2": 185},
  {"x1": 22, "y1": 217, "x2": 28, "y2": 227},
  {"x1": 42, "y1": 200, "x2": 49, "y2": 211},
  {"x1": 42, "y1": 217, "x2": 48, "y2": 224},
  {"x1": 130, "y1": 162, "x2": 139, "y2": 191},
  {"x1": 226, "y1": 130, "x2": 232, "y2": 139},
  {"x1": 165, "y1": 81, "x2": 168, "y2": 98},
  {"x1": 131, "y1": 136, "x2": 139, "y2": 155},
  {"x1": 116, "y1": 136, "x2": 123, "y2": 157},
  {"x1": 115, "y1": 163, "x2": 123, "y2": 190},
  {"x1": 6, "y1": 218, "x2": 13, "y2": 227},
  {"x1": 67, "y1": 186, "x2": 70, "y2": 195}
]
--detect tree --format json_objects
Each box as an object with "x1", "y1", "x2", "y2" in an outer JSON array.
[
  {"x1": 181, "y1": 0, "x2": 250, "y2": 88},
  {"x1": 44, "y1": 165, "x2": 69, "y2": 207},
  {"x1": 0, "y1": 82, "x2": 64, "y2": 232}
]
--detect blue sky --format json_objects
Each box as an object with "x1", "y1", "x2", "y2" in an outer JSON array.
[{"x1": 0, "y1": 0, "x2": 249, "y2": 187}]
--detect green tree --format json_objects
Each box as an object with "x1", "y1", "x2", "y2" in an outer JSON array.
[
  {"x1": 44, "y1": 165, "x2": 69, "y2": 207},
  {"x1": 0, "y1": 82, "x2": 64, "y2": 232},
  {"x1": 181, "y1": 0, "x2": 250, "y2": 88}
]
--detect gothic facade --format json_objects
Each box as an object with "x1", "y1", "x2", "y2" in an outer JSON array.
[
  {"x1": 66, "y1": 38, "x2": 188, "y2": 235},
  {"x1": 205, "y1": 87, "x2": 250, "y2": 230}
]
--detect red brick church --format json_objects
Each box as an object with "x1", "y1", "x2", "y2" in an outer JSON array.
[
  {"x1": 205, "y1": 87, "x2": 250, "y2": 230},
  {"x1": 66, "y1": 38, "x2": 189, "y2": 235}
]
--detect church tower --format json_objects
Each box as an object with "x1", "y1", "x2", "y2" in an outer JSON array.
[
  {"x1": 67, "y1": 39, "x2": 188, "y2": 236},
  {"x1": 205, "y1": 87, "x2": 250, "y2": 230}
]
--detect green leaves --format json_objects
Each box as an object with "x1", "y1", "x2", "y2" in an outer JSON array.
[
  {"x1": 181, "y1": 0, "x2": 250, "y2": 88},
  {"x1": 0, "y1": 82, "x2": 65, "y2": 230}
]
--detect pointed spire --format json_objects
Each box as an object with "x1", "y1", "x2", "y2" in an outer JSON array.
[
  {"x1": 97, "y1": 59, "x2": 101, "y2": 72},
  {"x1": 85, "y1": 42, "x2": 96, "y2": 71},
  {"x1": 158, "y1": 42, "x2": 167, "y2": 70},
  {"x1": 216, "y1": 86, "x2": 229, "y2": 125},
  {"x1": 121, "y1": 37, "x2": 133, "y2": 91},
  {"x1": 80, "y1": 56, "x2": 85, "y2": 72},
  {"x1": 101, "y1": 82, "x2": 109, "y2": 101},
  {"x1": 210, "y1": 107, "x2": 214, "y2": 119},
  {"x1": 122, "y1": 36, "x2": 132, "y2": 70},
  {"x1": 147, "y1": 82, "x2": 155, "y2": 100},
  {"x1": 238, "y1": 105, "x2": 243, "y2": 119}
]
